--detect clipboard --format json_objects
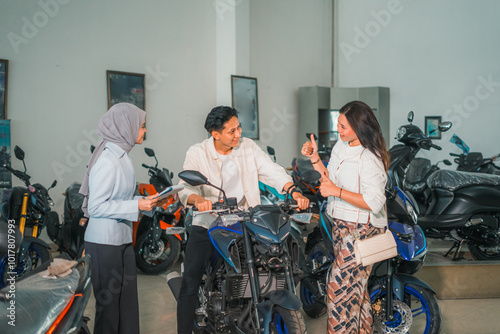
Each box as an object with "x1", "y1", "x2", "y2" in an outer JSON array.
[{"x1": 152, "y1": 184, "x2": 185, "y2": 200}]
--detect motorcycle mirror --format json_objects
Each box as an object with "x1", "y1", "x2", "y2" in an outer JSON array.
[
  {"x1": 443, "y1": 159, "x2": 452, "y2": 166},
  {"x1": 178, "y1": 170, "x2": 209, "y2": 186},
  {"x1": 144, "y1": 147, "x2": 158, "y2": 167},
  {"x1": 267, "y1": 146, "x2": 275, "y2": 156},
  {"x1": 438, "y1": 121, "x2": 452, "y2": 132},
  {"x1": 306, "y1": 133, "x2": 318, "y2": 141},
  {"x1": 49, "y1": 180, "x2": 57, "y2": 189},
  {"x1": 90, "y1": 145, "x2": 95, "y2": 153},
  {"x1": 14, "y1": 145, "x2": 25, "y2": 161},
  {"x1": 144, "y1": 147, "x2": 155, "y2": 157},
  {"x1": 267, "y1": 146, "x2": 276, "y2": 162},
  {"x1": 300, "y1": 170, "x2": 322, "y2": 184},
  {"x1": 407, "y1": 111, "x2": 414, "y2": 123}
]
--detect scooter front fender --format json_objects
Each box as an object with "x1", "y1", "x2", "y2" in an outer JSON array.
[
  {"x1": 392, "y1": 273, "x2": 436, "y2": 300},
  {"x1": 18, "y1": 236, "x2": 51, "y2": 262},
  {"x1": 256, "y1": 290, "x2": 302, "y2": 334}
]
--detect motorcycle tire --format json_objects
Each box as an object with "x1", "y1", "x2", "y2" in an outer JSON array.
[
  {"x1": 270, "y1": 306, "x2": 308, "y2": 334},
  {"x1": 468, "y1": 242, "x2": 500, "y2": 261},
  {"x1": 299, "y1": 243, "x2": 329, "y2": 318},
  {"x1": 371, "y1": 283, "x2": 441, "y2": 334},
  {"x1": 1, "y1": 243, "x2": 51, "y2": 288},
  {"x1": 135, "y1": 232, "x2": 181, "y2": 275}
]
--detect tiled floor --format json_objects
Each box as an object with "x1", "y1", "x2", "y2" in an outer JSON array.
[{"x1": 82, "y1": 269, "x2": 500, "y2": 334}]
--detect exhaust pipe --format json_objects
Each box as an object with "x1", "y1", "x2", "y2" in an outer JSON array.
[{"x1": 167, "y1": 271, "x2": 183, "y2": 302}]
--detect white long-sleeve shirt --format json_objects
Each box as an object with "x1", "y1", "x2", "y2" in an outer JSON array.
[
  {"x1": 178, "y1": 137, "x2": 292, "y2": 212},
  {"x1": 85, "y1": 142, "x2": 140, "y2": 245},
  {"x1": 326, "y1": 140, "x2": 387, "y2": 228}
]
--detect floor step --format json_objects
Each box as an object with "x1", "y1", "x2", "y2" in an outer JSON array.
[{"x1": 415, "y1": 239, "x2": 500, "y2": 299}]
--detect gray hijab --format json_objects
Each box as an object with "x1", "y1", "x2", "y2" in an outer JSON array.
[{"x1": 79, "y1": 103, "x2": 146, "y2": 217}]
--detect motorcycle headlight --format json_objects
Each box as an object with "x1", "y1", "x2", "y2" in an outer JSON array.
[{"x1": 396, "y1": 126, "x2": 407, "y2": 140}]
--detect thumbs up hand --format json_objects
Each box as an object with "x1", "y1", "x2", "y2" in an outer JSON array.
[{"x1": 301, "y1": 133, "x2": 318, "y2": 158}]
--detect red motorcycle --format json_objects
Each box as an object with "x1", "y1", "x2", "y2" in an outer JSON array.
[{"x1": 133, "y1": 148, "x2": 185, "y2": 275}]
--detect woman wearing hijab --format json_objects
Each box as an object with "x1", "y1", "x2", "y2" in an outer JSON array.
[{"x1": 80, "y1": 103, "x2": 159, "y2": 334}]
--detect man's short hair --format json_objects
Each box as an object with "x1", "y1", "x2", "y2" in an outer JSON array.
[{"x1": 204, "y1": 106, "x2": 238, "y2": 133}]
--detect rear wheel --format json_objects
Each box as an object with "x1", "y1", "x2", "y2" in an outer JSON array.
[
  {"x1": 270, "y1": 306, "x2": 308, "y2": 334},
  {"x1": 135, "y1": 231, "x2": 181, "y2": 275}
]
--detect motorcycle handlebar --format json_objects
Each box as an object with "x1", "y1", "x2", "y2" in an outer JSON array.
[
  {"x1": 449, "y1": 153, "x2": 460, "y2": 157},
  {"x1": 3, "y1": 164, "x2": 30, "y2": 184},
  {"x1": 142, "y1": 163, "x2": 150, "y2": 169}
]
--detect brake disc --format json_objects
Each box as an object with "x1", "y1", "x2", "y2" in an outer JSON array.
[{"x1": 373, "y1": 300, "x2": 412, "y2": 334}]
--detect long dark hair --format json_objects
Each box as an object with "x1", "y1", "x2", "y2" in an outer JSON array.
[{"x1": 340, "y1": 100, "x2": 390, "y2": 171}]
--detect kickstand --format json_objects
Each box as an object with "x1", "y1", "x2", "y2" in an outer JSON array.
[{"x1": 444, "y1": 240, "x2": 466, "y2": 261}]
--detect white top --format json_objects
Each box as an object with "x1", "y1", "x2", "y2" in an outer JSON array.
[
  {"x1": 216, "y1": 150, "x2": 245, "y2": 205},
  {"x1": 85, "y1": 142, "x2": 140, "y2": 245},
  {"x1": 326, "y1": 140, "x2": 387, "y2": 228},
  {"x1": 179, "y1": 137, "x2": 293, "y2": 229}
]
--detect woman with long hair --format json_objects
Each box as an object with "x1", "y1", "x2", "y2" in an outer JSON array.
[{"x1": 302, "y1": 100, "x2": 389, "y2": 333}]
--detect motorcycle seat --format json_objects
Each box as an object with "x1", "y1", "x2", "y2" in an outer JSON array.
[
  {"x1": 0, "y1": 268, "x2": 79, "y2": 334},
  {"x1": 427, "y1": 170, "x2": 500, "y2": 191}
]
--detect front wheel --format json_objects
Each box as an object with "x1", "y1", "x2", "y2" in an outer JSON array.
[
  {"x1": 1, "y1": 244, "x2": 51, "y2": 288},
  {"x1": 371, "y1": 283, "x2": 441, "y2": 334},
  {"x1": 270, "y1": 306, "x2": 308, "y2": 334},
  {"x1": 135, "y1": 231, "x2": 181, "y2": 275},
  {"x1": 299, "y1": 243, "x2": 330, "y2": 318}
]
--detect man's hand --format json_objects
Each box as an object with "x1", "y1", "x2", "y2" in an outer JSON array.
[
  {"x1": 138, "y1": 195, "x2": 160, "y2": 211},
  {"x1": 194, "y1": 197, "x2": 213, "y2": 212},
  {"x1": 292, "y1": 191, "x2": 310, "y2": 210}
]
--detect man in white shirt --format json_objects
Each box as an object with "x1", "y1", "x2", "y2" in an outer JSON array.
[{"x1": 176, "y1": 106, "x2": 309, "y2": 334}]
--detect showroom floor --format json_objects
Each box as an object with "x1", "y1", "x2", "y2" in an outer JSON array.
[{"x1": 81, "y1": 267, "x2": 500, "y2": 334}]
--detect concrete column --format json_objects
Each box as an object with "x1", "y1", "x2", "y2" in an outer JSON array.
[{"x1": 215, "y1": 0, "x2": 250, "y2": 106}]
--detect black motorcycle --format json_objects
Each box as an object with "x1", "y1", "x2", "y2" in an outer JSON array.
[
  {"x1": 46, "y1": 182, "x2": 87, "y2": 260},
  {"x1": 0, "y1": 146, "x2": 55, "y2": 288},
  {"x1": 168, "y1": 170, "x2": 310, "y2": 334},
  {"x1": 449, "y1": 134, "x2": 500, "y2": 175},
  {"x1": 389, "y1": 111, "x2": 500, "y2": 260}
]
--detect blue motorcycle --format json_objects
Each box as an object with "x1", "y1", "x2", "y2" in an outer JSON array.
[
  {"x1": 168, "y1": 170, "x2": 313, "y2": 334},
  {"x1": 298, "y1": 182, "x2": 441, "y2": 333}
]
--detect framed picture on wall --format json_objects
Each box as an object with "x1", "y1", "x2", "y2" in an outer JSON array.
[
  {"x1": 425, "y1": 116, "x2": 442, "y2": 139},
  {"x1": 107, "y1": 70, "x2": 146, "y2": 110},
  {"x1": 231, "y1": 75, "x2": 259, "y2": 139},
  {"x1": 0, "y1": 59, "x2": 8, "y2": 120}
]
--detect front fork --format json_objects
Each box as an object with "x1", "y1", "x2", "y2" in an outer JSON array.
[
  {"x1": 19, "y1": 192, "x2": 29, "y2": 235},
  {"x1": 242, "y1": 224, "x2": 262, "y2": 331},
  {"x1": 384, "y1": 260, "x2": 395, "y2": 322}
]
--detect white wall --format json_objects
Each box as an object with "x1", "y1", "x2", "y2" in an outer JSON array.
[
  {"x1": 250, "y1": 0, "x2": 332, "y2": 166},
  {"x1": 336, "y1": 0, "x2": 500, "y2": 164},
  {"x1": 0, "y1": 0, "x2": 217, "y2": 214},
  {"x1": 0, "y1": 0, "x2": 332, "y2": 219}
]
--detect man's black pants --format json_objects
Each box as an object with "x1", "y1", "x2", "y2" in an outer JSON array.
[{"x1": 177, "y1": 226, "x2": 213, "y2": 334}]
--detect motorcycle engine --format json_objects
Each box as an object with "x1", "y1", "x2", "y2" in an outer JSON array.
[{"x1": 207, "y1": 291, "x2": 223, "y2": 318}]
